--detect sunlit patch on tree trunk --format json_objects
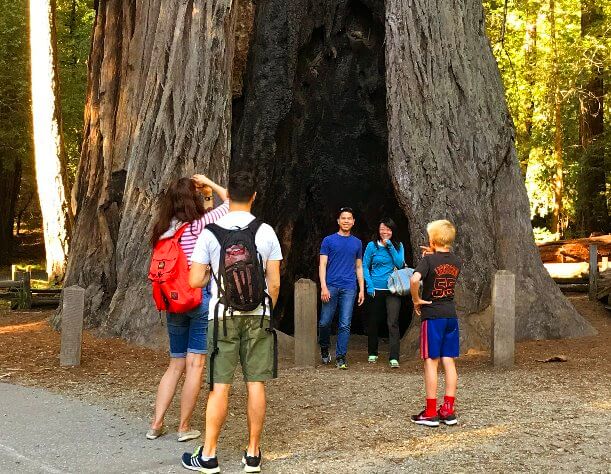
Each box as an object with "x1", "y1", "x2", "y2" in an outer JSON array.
[{"x1": 29, "y1": 0, "x2": 71, "y2": 282}]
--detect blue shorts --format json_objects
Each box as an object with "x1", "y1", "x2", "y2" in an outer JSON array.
[
  {"x1": 420, "y1": 318, "x2": 459, "y2": 359},
  {"x1": 167, "y1": 292, "x2": 210, "y2": 358}
]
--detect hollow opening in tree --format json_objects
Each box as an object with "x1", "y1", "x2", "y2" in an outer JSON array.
[{"x1": 231, "y1": 0, "x2": 411, "y2": 336}]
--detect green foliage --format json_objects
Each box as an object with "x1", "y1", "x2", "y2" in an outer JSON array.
[
  {"x1": 532, "y1": 226, "x2": 558, "y2": 243},
  {"x1": 0, "y1": 0, "x2": 31, "y2": 176},
  {"x1": 56, "y1": 0, "x2": 95, "y2": 184},
  {"x1": 484, "y1": 0, "x2": 610, "y2": 236}
]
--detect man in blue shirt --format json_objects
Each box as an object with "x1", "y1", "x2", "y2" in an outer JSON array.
[{"x1": 319, "y1": 207, "x2": 365, "y2": 369}]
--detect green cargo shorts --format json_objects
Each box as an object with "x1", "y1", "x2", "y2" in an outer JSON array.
[{"x1": 207, "y1": 315, "x2": 274, "y2": 384}]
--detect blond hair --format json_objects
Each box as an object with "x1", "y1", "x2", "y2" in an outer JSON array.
[{"x1": 426, "y1": 220, "x2": 456, "y2": 247}]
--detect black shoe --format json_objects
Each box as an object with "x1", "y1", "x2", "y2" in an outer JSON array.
[
  {"x1": 242, "y1": 449, "x2": 262, "y2": 473},
  {"x1": 181, "y1": 446, "x2": 220, "y2": 473},
  {"x1": 410, "y1": 409, "x2": 440, "y2": 427},
  {"x1": 336, "y1": 356, "x2": 347, "y2": 369},
  {"x1": 438, "y1": 406, "x2": 458, "y2": 425},
  {"x1": 321, "y1": 347, "x2": 331, "y2": 365}
]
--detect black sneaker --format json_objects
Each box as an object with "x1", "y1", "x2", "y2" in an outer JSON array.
[
  {"x1": 321, "y1": 347, "x2": 331, "y2": 365},
  {"x1": 336, "y1": 356, "x2": 347, "y2": 369},
  {"x1": 181, "y1": 446, "x2": 220, "y2": 473},
  {"x1": 242, "y1": 449, "x2": 262, "y2": 473},
  {"x1": 438, "y1": 406, "x2": 458, "y2": 425},
  {"x1": 410, "y1": 410, "x2": 440, "y2": 427}
]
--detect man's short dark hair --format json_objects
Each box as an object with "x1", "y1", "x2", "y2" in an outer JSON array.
[
  {"x1": 337, "y1": 206, "x2": 355, "y2": 218},
  {"x1": 228, "y1": 170, "x2": 257, "y2": 203}
]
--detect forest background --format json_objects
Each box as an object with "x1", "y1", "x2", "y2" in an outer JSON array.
[{"x1": 0, "y1": 0, "x2": 608, "y2": 268}]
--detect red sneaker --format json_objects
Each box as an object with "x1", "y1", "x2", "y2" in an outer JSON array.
[
  {"x1": 438, "y1": 405, "x2": 457, "y2": 425},
  {"x1": 410, "y1": 410, "x2": 440, "y2": 427}
]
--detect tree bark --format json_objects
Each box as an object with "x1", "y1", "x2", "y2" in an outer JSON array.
[
  {"x1": 29, "y1": 0, "x2": 72, "y2": 282},
  {"x1": 385, "y1": 0, "x2": 596, "y2": 352},
  {"x1": 578, "y1": 0, "x2": 608, "y2": 234},
  {"x1": 56, "y1": 0, "x2": 237, "y2": 342}
]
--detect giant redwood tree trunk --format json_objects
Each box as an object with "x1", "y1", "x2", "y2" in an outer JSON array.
[
  {"x1": 385, "y1": 0, "x2": 596, "y2": 352},
  {"x1": 65, "y1": 0, "x2": 596, "y2": 349},
  {"x1": 56, "y1": 0, "x2": 237, "y2": 343}
]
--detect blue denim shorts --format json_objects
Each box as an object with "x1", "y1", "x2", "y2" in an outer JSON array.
[{"x1": 166, "y1": 291, "x2": 210, "y2": 358}]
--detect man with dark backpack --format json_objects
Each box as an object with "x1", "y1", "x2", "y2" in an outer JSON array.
[{"x1": 182, "y1": 171, "x2": 282, "y2": 474}]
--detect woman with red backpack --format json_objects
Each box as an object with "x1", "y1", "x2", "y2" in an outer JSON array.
[{"x1": 147, "y1": 174, "x2": 228, "y2": 442}]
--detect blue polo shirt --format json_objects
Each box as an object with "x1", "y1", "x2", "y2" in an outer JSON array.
[{"x1": 320, "y1": 233, "x2": 363, "y2": 290}]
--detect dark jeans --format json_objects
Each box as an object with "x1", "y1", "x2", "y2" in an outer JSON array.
[{"x1": 367, "y1": 290, "x2": 401, "y2": 360}]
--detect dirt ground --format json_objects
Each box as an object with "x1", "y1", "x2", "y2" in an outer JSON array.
[{"x1": 1, "y1": 294, "x2": 609, "y2": 473}]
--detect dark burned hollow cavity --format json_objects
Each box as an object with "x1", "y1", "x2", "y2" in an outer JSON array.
[{"x1": 231, "y1": 0, "x2": 412, "y2": 335}]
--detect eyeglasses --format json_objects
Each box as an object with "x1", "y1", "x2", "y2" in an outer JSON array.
[{"x1": 339, "y1": 207, "x2": 353, "y2": 213}]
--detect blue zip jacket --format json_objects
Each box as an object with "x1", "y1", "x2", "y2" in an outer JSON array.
[{"x1": 362, "y1": 241, "x2": 405, "y2": 294}]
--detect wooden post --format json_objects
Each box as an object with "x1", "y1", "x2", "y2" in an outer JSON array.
[
  {"x1": 492, "y1": 270, "x2": 515, "y2": 368},
  {"x1": 23, "y1": 270, "x2": 31, "y2": 309},
  {"x1": 60, "y1": 285, "x2": 85, "y2": 366},
  {"x1": 14, "y1": 270, "x2": 32, "y2": 309},
  {"x1": 11, "y1": 264, "x2": 18, "y2": 281},
  {"x1": 294, "y1": 279, "x2": 318, "y2": 367},
  {"x1": 589, "y1": 244, "x2": 598, "y2": 301}
]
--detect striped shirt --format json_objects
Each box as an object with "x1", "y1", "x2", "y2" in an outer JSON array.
[{"x1": 164, "y1": 201, "x2": 229, "y2": 265}]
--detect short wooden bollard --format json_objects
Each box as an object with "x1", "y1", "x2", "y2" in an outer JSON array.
[
  {"x1": 60, "y1": 286, "x2": 85, "y2": 367},
  {"x1": 294, "y1": 279, "x2": 318, "y2": 367},
  {"x1": 492, "y1": 270, "x2": 515, "y2": 368},
  {"x1": 14, "y1": 270, "x2": 32, "y2": 309},
  {"x1": 589, "y1": 244, "x2": 598, "y2": 301}
]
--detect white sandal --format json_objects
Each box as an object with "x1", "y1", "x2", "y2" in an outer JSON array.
[{"x1": 177, "y1": 429, "x2": 201, "y2": 442}]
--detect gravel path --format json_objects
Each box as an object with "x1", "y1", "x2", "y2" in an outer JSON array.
[{"x1": 1, "y1": 294, "x2": 609, "y2": 473}]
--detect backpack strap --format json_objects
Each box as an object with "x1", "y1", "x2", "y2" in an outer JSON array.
[
  {"x1": 209, "y1": 300, "x2": 220, "y2": 391},
  {"x1": 205, "y1": 223, "x2": 231, "y2": 244},
  {"x1": 173, "y1": 222, "x2": 191, "y2": 241},
  {"x1": 247, "y1": 218, "x2": 263, "y2": 236},
  {"x1": 244, "y1": 221, "x2": 277, "y2": 378}
]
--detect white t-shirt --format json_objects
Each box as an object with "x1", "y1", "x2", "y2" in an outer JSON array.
[{"x1": 191, "y1": 211, "x2": 283, "y2": 319}]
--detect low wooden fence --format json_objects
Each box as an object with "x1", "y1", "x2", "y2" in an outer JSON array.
[
  {"x1": 0, "y1": 267, "x2": 61, "y2": 309},
  {"x1": 545, "y1": 244, "x2": 610, "y2": 307}
]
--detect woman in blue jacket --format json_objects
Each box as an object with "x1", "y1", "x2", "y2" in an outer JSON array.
[{"x1": 363, "y1": 218, "x2": 405, "y2": 368}]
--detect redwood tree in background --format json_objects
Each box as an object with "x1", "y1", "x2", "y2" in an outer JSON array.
[
  {"x1": 56, "y1": 0, "x2": 237, "y2": 342},
  {"x1": 577, "y1": 0, "x2": 608, "y2": 234},
  {"x1": 29, "y1": 0, "x2": 72, "y2": 282}
]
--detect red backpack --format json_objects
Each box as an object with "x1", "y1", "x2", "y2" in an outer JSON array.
[{"x1": 149, "y1": 223, "x2": 202, "y2": 313}]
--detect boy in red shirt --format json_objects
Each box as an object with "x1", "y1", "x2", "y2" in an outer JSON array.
[{"x1": 410, "y1": 220, "x2": 461, "y2": 427}]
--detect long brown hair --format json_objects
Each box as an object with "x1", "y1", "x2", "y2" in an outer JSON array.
[{"x1": 150, "y1": 178, "x2": 206, "y2": 246}]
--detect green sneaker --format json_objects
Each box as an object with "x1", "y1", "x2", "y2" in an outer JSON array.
[
  {"x1": 336, "y1": 357, "x2": 348, "y2": 369},
  {"x1": 368, "y1": 355, "x2": 378, "y2": 363},
  {"x1": 389, "y1": 359, "x2": 400, "y2": 368}
]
